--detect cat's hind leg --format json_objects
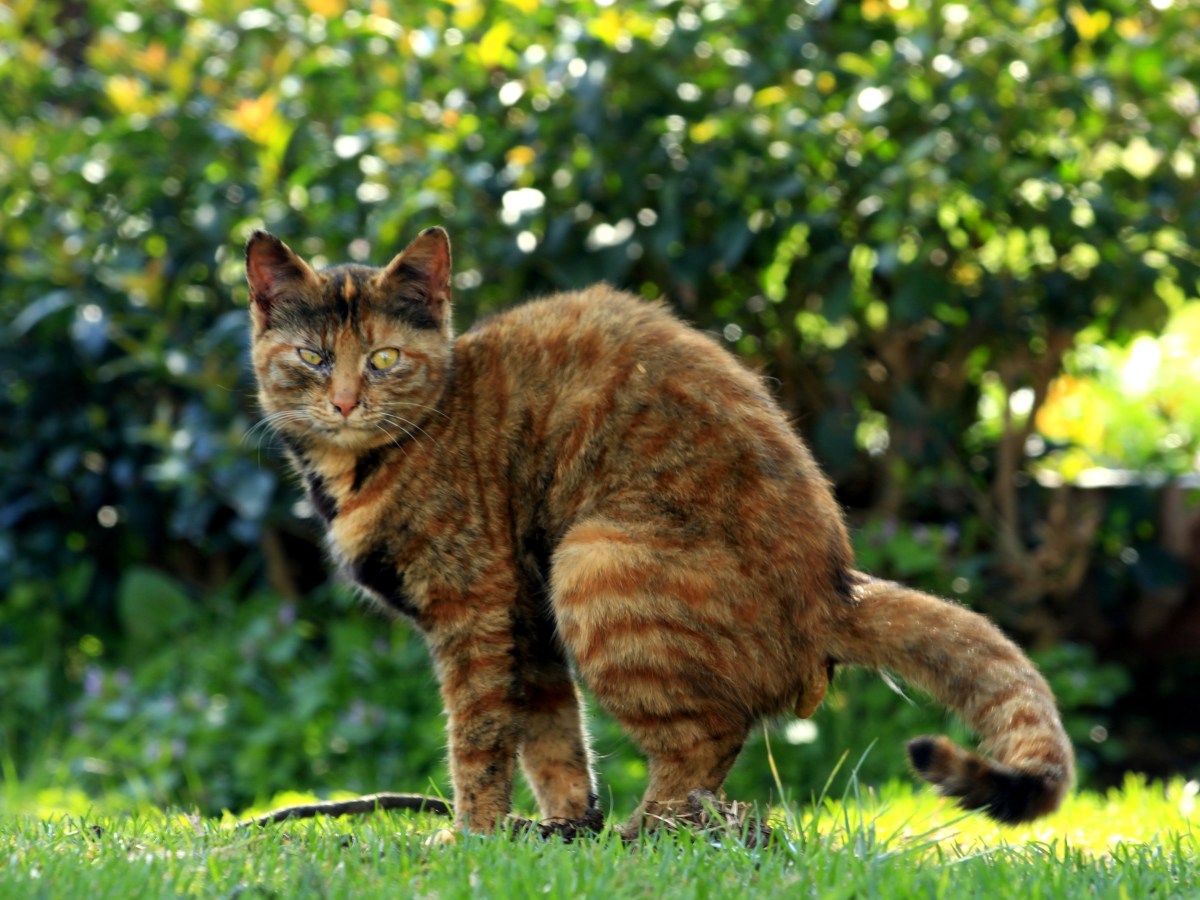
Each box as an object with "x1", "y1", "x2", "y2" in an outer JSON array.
[
  {"x1": 549, "y1": 519, "x2": 755, "y2": 834},
  {"x1": 624, "y1": 711, "x2": 752, "y2": 833}
]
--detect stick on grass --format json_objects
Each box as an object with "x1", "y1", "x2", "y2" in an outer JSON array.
[{"x1": 236, "y1": 792, "x2": 452, "y2": 829}]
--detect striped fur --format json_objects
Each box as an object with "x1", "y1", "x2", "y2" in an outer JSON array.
[{"x1": 245, "y1": 228, "x2": 1074, "y2": 834}]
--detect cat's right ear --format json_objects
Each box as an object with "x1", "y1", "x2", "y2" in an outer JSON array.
[
  {"x1": 380, "y1": 226, "x2": 453, "y2": 333},
  {"x1": 245, "y1": 231, "x2": 318, "y2": 332}
]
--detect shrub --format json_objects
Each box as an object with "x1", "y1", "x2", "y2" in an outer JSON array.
[{"x1": 2, "y1": 0, "x2": 1197, "y2": 804}]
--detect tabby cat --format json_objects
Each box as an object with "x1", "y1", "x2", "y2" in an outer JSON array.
[{"x1": 244, "y1": 226, "x2": 1074, "y2": 835}]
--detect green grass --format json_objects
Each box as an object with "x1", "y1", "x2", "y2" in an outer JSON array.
[{"x1": 2, "y1": 777, "x2": 1196, "y2": 898}]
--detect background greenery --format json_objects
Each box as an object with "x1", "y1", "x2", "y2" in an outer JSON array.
[{"x1": 2, "y1": 0, "x2": 1198, "y2": 818}]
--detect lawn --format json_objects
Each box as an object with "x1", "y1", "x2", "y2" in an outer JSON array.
[{"x1": 2, "y1": 776, "x2": 1195, "y2": 899}]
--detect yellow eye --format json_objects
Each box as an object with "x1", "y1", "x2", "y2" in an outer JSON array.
[
  {"x1": 369, "y1": 348, "x2": 400, "y2": 371},
  {"x1": 297, "y1": 348, "x2": 324, "y2": 367}
]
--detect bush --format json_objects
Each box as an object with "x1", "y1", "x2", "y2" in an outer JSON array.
[
  {"x1": 62, "y1": 581, "x2": 446, "y2": 813},
  {"x1": 2, "y1": 0, "x2": 1197, "y2": 806}
]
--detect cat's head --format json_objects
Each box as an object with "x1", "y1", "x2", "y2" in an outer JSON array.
[{"x1": 245, "y1": 226, "x2": 453, "y2": 452}]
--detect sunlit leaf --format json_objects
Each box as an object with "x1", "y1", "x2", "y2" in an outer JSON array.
[
  {"x1": 306, "y1": 0, "x2": 346, "y2": 16},
  {"x1": 1115, "y1": 16, "x2": 1142, "y2": 40},
  {"x1": 478, "y1": 20, "x2": 516, "y2": 68},
  {"x1": 104, "y1": 75, "x2": 146, "y2": 116},
  {"x1": 836, "y1": 52, "x2": 876, "y2": 79},
  {"x1": 1121, "y1": 137, "x2": 1162, "y2": 180},
  {"x1": 450, "y1": 0, "x2": 486, "y2": 30},
  {"x1": 1067, "y1": 3, "x2": 1111, "y2": 43},
  {"x1": 753, "y1": 85, "x2": 787, "y2": 107},
  {"x1": 589, "y1": 9, "x2": 625, "y2": 46},
  {"x1": 688, "y1": 118, "x2": 721, "y2": 143},
  {"x1": 861, "y1": 0, "x2": 889, "y2": 21},
  {"x1": 1036, "y1": 376, "x2": 1106, "y2": 449}
]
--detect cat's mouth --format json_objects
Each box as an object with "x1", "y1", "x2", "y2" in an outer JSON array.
[
  {"x1": 309, "y1": 416, "x2": 388, "y2": 448},
  {"x1": 309, "y1": 415, "x2": 379, "y2": 444}
]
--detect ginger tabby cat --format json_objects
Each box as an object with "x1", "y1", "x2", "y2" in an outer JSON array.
[{"x1": 244, "y1": 226, "x2": 1073, "y2": 835}]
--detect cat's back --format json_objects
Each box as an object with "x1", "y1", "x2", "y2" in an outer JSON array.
[
  {"x1": 457, "y1": 285, "x2": 764, "y2": 408},
  {"x1": 452, "y1": 285, "x2": 841, "y2": 544},
  {"x1": 461, "y1": 284, "x2": 686, "y2": 367}
]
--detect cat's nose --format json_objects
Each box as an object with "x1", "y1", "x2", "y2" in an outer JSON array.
[{"x1": 331, "y1": 394, "x2": 358, "y2": 417}]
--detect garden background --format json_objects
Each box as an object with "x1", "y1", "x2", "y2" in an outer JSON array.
[{"x1": 1, "y1": 0, "x2": 1198, "y2": 820}]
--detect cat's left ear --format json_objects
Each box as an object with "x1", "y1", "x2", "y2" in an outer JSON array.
[{"x1": 380, "y1": 226, "x2": 453, "y2": 332}]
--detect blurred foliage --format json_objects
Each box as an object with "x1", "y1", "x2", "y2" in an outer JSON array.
[
  {"x1": 2, "y1": 0, "x2": 1198, "y2": 812},
  {"x1": 1026, "y1": 301, "x2": 1200, "y2": 480},
  {"x1": 62, "y1": 583, "x2": 448, "y2": 813}
]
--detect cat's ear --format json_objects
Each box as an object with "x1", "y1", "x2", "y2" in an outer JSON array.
[
  {"x1": 380, "y1": 226, "x2": 453, "y2": 331},
  {"x1": 245, "y1": 231, "x2": 318, "y2": 331}
]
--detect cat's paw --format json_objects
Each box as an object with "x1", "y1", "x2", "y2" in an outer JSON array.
[
  {"x1": 626, "y1": 791, "x2": 772, "y2": 847},
  {"x1": 535, "y1": 805, "x2": 605, "y2": 842},
  {"x1": 503, "y1": 814, "x2": 538, "y2": 836}
]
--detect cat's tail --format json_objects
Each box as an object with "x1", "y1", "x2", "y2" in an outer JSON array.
[{"x1": 826, "y1": 572, "x2": 1074, "y2": 824}]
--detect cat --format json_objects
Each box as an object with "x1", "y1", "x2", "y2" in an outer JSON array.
[{"x1": 244, "y1": 225, "x2": 1074, "y2": 835}]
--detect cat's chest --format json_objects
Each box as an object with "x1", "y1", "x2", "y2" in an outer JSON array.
[
  {"x1": 297, "y1": 446, "x2": 423, "y2": 548},
  {"x1": 301, "y1": 454, "x2": 493, "y2": 618},
  {"x1": 318, "y1": 478, "x2": 427, "y2": 620}
]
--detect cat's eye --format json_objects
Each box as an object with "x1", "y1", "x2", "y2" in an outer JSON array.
[
  {"x1": 369, "y1": 348, "x2": 401, "y2": 371},
  {"x1": 297, "y1": 348, "x2": 324, "y2": 367}
]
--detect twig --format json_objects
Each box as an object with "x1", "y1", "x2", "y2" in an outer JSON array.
[{"x1": 235, "y1": 792, "x2": 452, "y2": 829}]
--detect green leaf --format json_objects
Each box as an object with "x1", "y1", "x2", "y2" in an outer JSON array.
[{"x1": 116, "y1": 567, "x2": 195, "y2": 648}]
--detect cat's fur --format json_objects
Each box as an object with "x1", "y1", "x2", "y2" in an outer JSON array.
[{"x1": 245, "y1": 226, "x2": 1074, "y2": 834}]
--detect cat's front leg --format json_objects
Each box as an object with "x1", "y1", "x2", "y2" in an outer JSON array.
[{"x1": 429, "y1": 605, "x2": 526, "y2": 835}]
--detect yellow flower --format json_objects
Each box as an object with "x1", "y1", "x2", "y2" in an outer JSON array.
[
  {"x1": 506, "y1": 145, "x2": 536, "y2": 167},
  {"x1": 105, "y1": 75, "x2": 152, "y2": 116},
  {"x1": 223, "y1": 94, "x2": 286, "y2": 147},
  {"x1": 306, "y1": 0, "x2": 346, "y2": 17}
]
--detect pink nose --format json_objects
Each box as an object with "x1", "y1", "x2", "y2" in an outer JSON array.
[{"x1": 331, "y1": 395, "x2": 358, "y2": 417}]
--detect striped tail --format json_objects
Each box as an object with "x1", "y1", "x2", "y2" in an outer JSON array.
[{"x1": 828, "y1": 573, "x2": 1074, "y2": 824}]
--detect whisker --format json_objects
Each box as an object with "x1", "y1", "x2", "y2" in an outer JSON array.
[
  {"x1": 242, "y1": 409, "x2": 311, "y2": 463},
  {"x1": 373, "y1": 420, "x2": 410, "y2": 456},
  {"x1": 242, "y1": 410, "x2": 307, "y2": 445},
  {"x1": 378, "y1": 412, "x2": 439, "y2": 448},
  {"x1": 377, "y1": 414, "x2": 421, "y2": 447},
  {"x1": 390, "y1": 401, "x2": 450, "y2": 420}
]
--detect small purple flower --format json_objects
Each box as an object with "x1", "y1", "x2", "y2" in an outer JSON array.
[{"x1": 84, "y1": 666, "x2": 103, "y2": 699}]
